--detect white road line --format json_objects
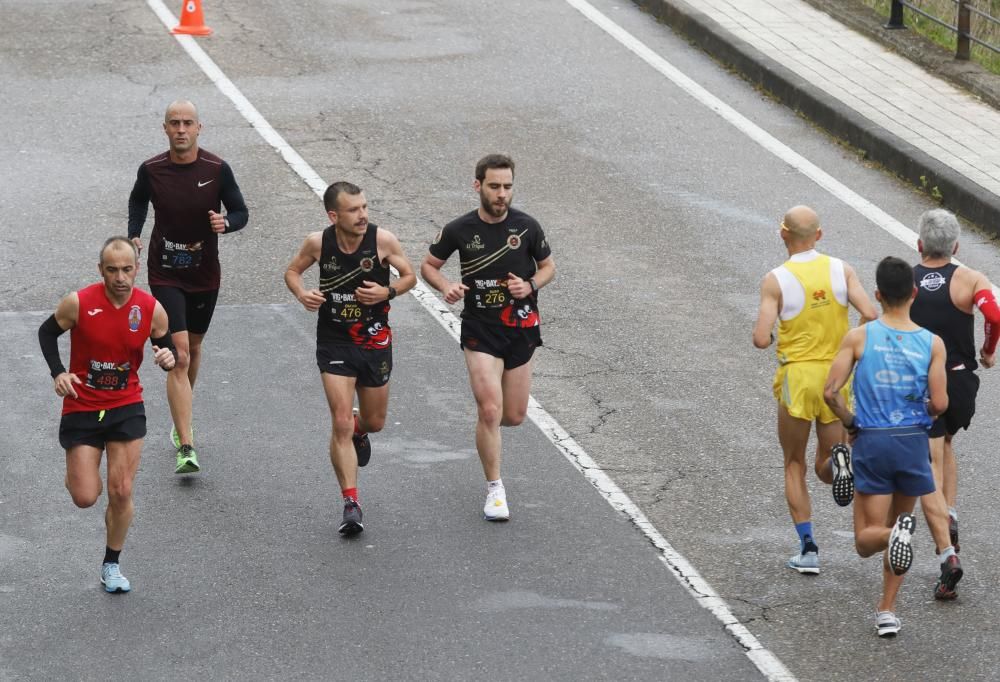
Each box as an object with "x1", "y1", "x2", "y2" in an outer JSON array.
[{"x1": 563, "y1": 0, "x2": 927, "y2": 254}]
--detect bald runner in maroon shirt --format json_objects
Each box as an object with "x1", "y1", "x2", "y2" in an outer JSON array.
[{"x1": 127, "y1": 100, "x2": 248, "y2": 475}]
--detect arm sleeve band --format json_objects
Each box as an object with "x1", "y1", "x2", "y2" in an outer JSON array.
[
  {"x1": 219, "y1": 162, "x2": 249, "y2": 233},
  {"x1": 38, "y1": 314, "x2": 68, "y2": 378},
  {"x1": 127, "y1": 165, "x2": 151, "y2": 239},
  {"x1": 975, "y1": 289, "x2": 1000, "y2": 354},
  {"x1": 150, "y1": 333, "x2": 179, "y2": 368}
]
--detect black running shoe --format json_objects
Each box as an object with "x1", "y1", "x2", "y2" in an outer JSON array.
[
  {"x1": 949, "y1": 515, "x2": 960, "y2": 553},
  {"x1": 339, "y1": 498, "x2": 364, "y2": 536},
  {"x1": 352, "y1": 410, "x2": 371, "y2": 467},
  {"x1": 830, "y1": 443, "x2": 854, "y2": 507},
  {"x1": 934, "y1": 555, "x2": 963, "y2": 600},
  {"x1": 888, "y1": 513, "x2": 916, "y2": 576}
]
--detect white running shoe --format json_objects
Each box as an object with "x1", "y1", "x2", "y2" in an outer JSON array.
[
  {"x1": 101, "y1": 562, "x2": 131, "y2": 593},
  {"x1": 483, "y1": 486, "x2": 510, "y2": 521},
  {"x1": 875, "y1": 610, "x2": 901, "y2": 637}
]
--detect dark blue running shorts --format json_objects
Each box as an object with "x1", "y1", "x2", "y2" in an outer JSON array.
[{"x1": 853, "y1": 425, "x2": 935, "y2": 497}]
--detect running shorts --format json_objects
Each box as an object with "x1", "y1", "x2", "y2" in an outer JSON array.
[
  {"x1": 773, "y1": 360, "x2": 849, "y2": 423},
  {"x1": 460, "y1": 318, "x2": 541, "y2": 370},
  {"x1": 150, "y1": 285, "x2": 219, "y2": 335},
  {"x1": 852, "y1": 425, "x2": 935, "y2": 497},
  {"x1": 317, "y1": 342, "x2": 392, "y2": 387},
  {"x1": 929, "y1": 369, "x2": 979, "y2": 438},
  {"x1": 59, "y1": 402, "x2": 146, "y2": 449}
]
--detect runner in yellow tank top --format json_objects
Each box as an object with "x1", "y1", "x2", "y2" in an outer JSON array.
[{"x1": 753, "y1": 205, "x2": 877, "y2": 575}]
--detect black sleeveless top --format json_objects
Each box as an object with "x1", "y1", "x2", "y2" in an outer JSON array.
[
  {"x1": 911, "y1": 263, "x2": 976, "y2": 370},
  {"x1": 317, "y1": 223, "x2": 391, "y2": 347}
]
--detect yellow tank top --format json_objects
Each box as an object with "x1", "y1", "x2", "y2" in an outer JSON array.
[{"x1": 775, "y1": 254, "x2": 848, "y2": 364}]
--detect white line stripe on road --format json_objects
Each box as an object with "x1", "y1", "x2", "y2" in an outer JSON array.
[{"x1": 563, "y1": 0, "x2": 926, "y2": 253}]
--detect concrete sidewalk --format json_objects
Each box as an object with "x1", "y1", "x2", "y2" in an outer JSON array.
[{"x1": 635, "y1": 0, "x2": 1000, "y2": 234}]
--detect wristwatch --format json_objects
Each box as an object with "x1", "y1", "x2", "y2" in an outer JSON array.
[
  {"x1": 387, "y1": 286, "x2": 397, "y2": 301},
  {"x1": 529, "y1": 278, "x2": 538, "y2": 293}
]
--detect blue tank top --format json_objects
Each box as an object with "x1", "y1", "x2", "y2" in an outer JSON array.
[{"x1": 854, "y1": 319, "x2": 934, "y2": 429}]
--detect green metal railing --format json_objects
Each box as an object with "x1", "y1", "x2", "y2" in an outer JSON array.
[{"x1": 887, "y1": 0, "x2": 1000, "y2": 59}]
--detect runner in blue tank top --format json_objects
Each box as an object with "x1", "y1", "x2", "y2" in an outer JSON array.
[{"x1": 824, "y1": 257, "x2": 948, "y2": 638}]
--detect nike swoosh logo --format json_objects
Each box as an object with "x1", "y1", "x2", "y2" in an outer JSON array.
[
  {"x1": 197, "y1": 179, "x2": 215, "y2": 187},
  {"x1": 87, "y1": 309, "x2": 103, "y2": 316}
]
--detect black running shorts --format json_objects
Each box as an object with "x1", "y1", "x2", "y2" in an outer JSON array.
[
  {"x1": 316, "y1": 342, "x2": 392, "y2": 387},
  {"x1": 150, "y1": 285, "x2": 219, "y2": 335},
  {"x1": 460, "y1": 318, "x2": 541, "y2": 370},
  {"x1": 929, "y1": 369, "x2": 979, "y2": 438},
  {"x1": 59, "y1": 402, "x2": 146, "y2": 450}
]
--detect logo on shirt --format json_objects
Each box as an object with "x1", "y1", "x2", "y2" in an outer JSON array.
[
  {"x1": 919, "y1": 272, "x2": 947, "y2": 291},
  {"x1": 322, "y1": 260, "x2": 341, "y2": 273},
  {"x1": 466, "y1": 235, "x2": 485, "y2": 251},
  {"x1": 812, "y1": 289, "x2": 826, "y2": 301},
  {"x1": 432, "y1": 229, "x2": 443, "y2": 245},
  {"x1": 360, "y1": 257, "x2": 375, "y2": 273},
  {"x1": 197, "y1": 179, "x2": 215, "y2": 188},
  {"x1": 87, "y1": 308, "x2": 103, "y2": 316},
  {"x1": 507, "y1": 235, "x2": 522, "y2": 249},
  {"x1": 875, "y1": 369, "x2": 901, "y2": 384},
  {"x1": 128, "y1": 305, "x2": 142, "y2": 332}
]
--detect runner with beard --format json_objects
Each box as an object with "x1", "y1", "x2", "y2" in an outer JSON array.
[
  {"x1": 421, "y1": 154, "x2": 556, "y2": 522},
  {"x1": 284, "y1": 182, "x2": 416, "y2": 535}
]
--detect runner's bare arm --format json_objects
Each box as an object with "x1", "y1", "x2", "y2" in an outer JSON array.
[
  {"x1": 844, "y1": 262, "x2": 878, "y2": 323},
  {"x1": 752, "y1": 272, "x2": 780, "y2": 349},
  {"x1": 927, "y1": 335, "x2": 949, "y2": 416},
  {"x1": 508, "y1": 256, "x2": 555, "y2": 300},
  {"x1": 375, "y1": 228, "x2": 417, "y2": 298},
  {"x1": 421, "y1": 253, "x2": 468, "y2": 305},
  {"x1": 284, "y1": 232, "x2": 326, "y2": 312},
  {"x1": 823, "y1": 327, "x2": 864, "y2": 426}
]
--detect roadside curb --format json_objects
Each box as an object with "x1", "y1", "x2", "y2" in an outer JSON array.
[{"x1": 632, "y1": 0, "x2": 1000, "y2": 237}]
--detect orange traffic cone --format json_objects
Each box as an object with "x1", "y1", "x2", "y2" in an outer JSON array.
[{"x1": 172, "y1": 0, "x2": 213, "y2": 36}]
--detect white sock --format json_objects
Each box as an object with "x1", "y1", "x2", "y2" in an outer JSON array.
[{"x1": 487, "y1": 479, "x2": 504, "y2": 490}]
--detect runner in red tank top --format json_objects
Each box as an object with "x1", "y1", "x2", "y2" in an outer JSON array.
[{"x1": 38, "y1": 237, "x2": 176, "y2": 593}]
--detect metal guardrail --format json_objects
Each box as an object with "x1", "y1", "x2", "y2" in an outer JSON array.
[{"x1": 887, "y1": 0, "x2": 1000, "y2": 60}]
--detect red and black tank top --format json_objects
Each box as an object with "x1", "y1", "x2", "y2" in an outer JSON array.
[
  {"x1": 64, "y1": 283, "x2": 156, "y2": 415},
  {"x1": 317, "y1": 223, "x2": 392, "y2": 348}
]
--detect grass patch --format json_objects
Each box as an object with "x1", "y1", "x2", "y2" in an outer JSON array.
[{"x1": 861, "y1": 0, "x2": 1000, "y2": 75}]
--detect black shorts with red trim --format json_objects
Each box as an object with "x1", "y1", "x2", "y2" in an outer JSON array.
[
  {"x1": 316, "y1": 342, "x2": 393, "y2": 387},
  {"x1": 460, "y1": 318, "x2": 541, "y2": 370}
]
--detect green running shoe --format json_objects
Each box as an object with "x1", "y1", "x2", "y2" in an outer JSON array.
[
  {"x1": 175, "y1": 444, "x2": 200, "y2": 474},
  {"x1": 170, "y1": 425, "x2": 194, "y2": 450}
]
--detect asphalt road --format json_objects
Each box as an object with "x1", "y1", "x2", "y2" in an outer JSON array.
[{"x1": 3, "y1": 0, "x2": 1000, "y2": 679}]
